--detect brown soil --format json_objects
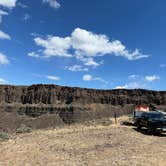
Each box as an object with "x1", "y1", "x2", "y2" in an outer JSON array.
[{"x1": 0, "y1": 117, "x2": 166, "y2": 166}]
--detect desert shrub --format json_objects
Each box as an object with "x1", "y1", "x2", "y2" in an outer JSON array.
[
  {"x1": 0, "y1": 132, "x2": 10, "y2": 141},
  {"x1": 16, "y1": 124, "x2": 32, "y2": 133}
]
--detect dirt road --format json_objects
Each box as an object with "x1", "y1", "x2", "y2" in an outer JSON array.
[{"x1": 0, "y1": 121, "x2": 166, "y2": 166}]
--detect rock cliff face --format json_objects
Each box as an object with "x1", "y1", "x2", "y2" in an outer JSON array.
[
  {"x1": 0, "y1": 84, "x2": 166, "y2": 105},
  {"x1": 0, "y1": 84, "x2": 166, "y2": 132}
]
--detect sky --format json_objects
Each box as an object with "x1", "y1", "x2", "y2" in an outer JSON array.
[{"x1": 0, "y1": 0, "x2": 166, "y2": 90}]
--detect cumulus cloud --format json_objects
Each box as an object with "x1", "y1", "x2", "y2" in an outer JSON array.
[
  {"x1": 65, "y1": 65, "x2": 88, "y2": 72},
  {"x1": 0, "y1": 78, "x2": 7, "y2": 84},
  {"x1": 83, "y1": 74, "x2": 108, "y2": 84},
  {"x1": 34, "y1": 36, "x2": 72, "y2": 57},
  {"x1": 43, "y1": 0, "x2": 61, "y2": 9},
  {"x1": 0, "y1": 53, "x2": 9, "y2": 65},
  {"x1": 31, "y1": 28, "x2": 149, "y2": 67},
  {"x1": 145, "y1": 75, "x2": 160, "y2": 82},
  {"x1": 0, "y1": 0, "x2": 17, "y2": 8},
  {"x1": 46, "y1": 75, "x2": 60, "y2": 81},
  {"x1": 71, "y1": 28, "x2": 149, "y2": 61},
  {"x1": 0, "y1": 30, "x2": 10, "y2": 39}
]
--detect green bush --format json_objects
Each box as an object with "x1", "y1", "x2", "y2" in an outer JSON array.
[
  {"x1": 0, "y1": 132, "x2": 10, "y2": 141},
  {"x1": 16, "y1": 124, "x2": 32, "y2": 133}
]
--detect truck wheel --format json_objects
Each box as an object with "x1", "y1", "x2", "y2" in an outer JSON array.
[
  {"x1": 147, "y1": 125, "x2": 154, "y2": 135},
  {"x1": 137, "y1": 123, "x2": 142, "y2": 130}
]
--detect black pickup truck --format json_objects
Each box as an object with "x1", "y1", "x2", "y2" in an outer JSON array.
[{"x1": 135, "y1": 111, "x2": 166, "y2": 134}]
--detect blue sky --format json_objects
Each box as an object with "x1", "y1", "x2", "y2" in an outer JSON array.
[{"x1": 0, "y1": 0, "x2": 166, "y2": 90}]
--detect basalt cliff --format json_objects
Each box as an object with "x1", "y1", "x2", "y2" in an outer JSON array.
[{"x1": 0, "y1": 84, "x2": 166, "y2": 132}]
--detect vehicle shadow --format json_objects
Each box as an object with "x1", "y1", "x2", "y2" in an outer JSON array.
[
  {"x1": 120, "y1": 121, "x2": 134, "y2": 126},
  {"x1": 133, "y1": 127, "x2": 166, "y2": 137}
]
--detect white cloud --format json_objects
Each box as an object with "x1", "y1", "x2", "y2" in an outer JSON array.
[
  {"x1": 33, "y1": 74, "x2": 60, "y2": 81},
  {"x1": 145, "y1": 75, "x2": 160, "y2": 82},
  {"x1": 93, "y1": 77, "x2": 108, "y2": 84},
  {"x1": 0, "y1": 0, "x2": 17, "y2": 8},
  {"x1": 31, "y1": 28, "x2": 149, "y2": 67},
  {"x1": 43, "y1": 0, "x2": 61, "y2": 9},
  {"x1": 0, "y1": 3, "x2": 16, "y2": 40},
  {"x1": 66, "y1": 65, "x2": 88, "y2": 72},
  {"x1": 83, "y1": 74, "x2": 108, "y2": 84},
  {"x1": 0, "y1": 30, "x2": 10, "y2": 40},
  {"x1": 115, "y1": 82, "x2": 146, "y2": 89},
  {"x1": 116, "y1": 74, "x2": 161, "y2": 89},
  {"x1": 115, "y1": 85, "x2": 126, "y2": 89},
  {"x1": 0, "y1": 78, "x2": 7, "y2": 84},
  {"x1": 34, "y1": 36, "x2": 72, "y2": 57},
  {"x1": 71, "y1": 28, "x2": 149, "y2": 61},
  {"x1": 28, "y1": 52, "x2": 40, "y2": 58},
  {"x1": 128, "y1": 74, "x2": 139, "y2": 79},
  {"x1": 30, "y1": 33, "x2": 41, "y2": 37},
  {"x1": 76, "y1": 55, "x2": 101, "y2": 67},
  {"x1": 0, "y1": 53, "x2": 9, "y2": 65},
  {"x1": 83, "y1": 74, "x2": 92, "y2": 81},
  {"x1": 46, "y1": 75, "x2": 60, "y2": 81},
  {"x1": 0, "y1": 10, "x2": 8, "y2": 23},
  {"x1": 83, "y1": 58, "x2": 100, "y2": 67}
]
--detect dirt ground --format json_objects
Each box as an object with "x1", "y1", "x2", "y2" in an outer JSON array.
[{"x1": 0, "y1": 117, "x2": 166, "y2": 166}]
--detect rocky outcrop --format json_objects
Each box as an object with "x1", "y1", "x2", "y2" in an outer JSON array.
[{"x1": 0, "y1": 84, "x2": 166, "y2": 105}]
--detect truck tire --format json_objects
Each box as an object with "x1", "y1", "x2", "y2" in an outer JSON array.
[
  {"x1": 137, "y1": 123, "x2": 142, "y2": 130},
  {"x1": 147, "y1": 125, "x2": 154, "y2": 135}
]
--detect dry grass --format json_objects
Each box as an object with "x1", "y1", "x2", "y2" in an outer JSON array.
[{"x1": 0, "y1": 116, "x2": 166, "y2": 166}]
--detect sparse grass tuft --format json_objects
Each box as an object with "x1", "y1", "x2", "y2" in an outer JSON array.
[
  {"x1": 16, "y1": 124, "x2": 32, "y2": 134},
  {"x1": 0, "y1": 132, "x2": 10, "y2": 141},
  {"x1": 86, "y1": 118, "x2": 113, "y2": 126}
]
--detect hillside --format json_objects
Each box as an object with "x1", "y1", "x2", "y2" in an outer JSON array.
[{"x1": 0, "y1": 84, "x2": 166, "y2": 132}]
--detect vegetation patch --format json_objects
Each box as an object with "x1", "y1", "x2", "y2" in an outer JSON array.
[
  {"x1": 85, "y1": 118, "x2": 113, "y2": 126},
  {"x1": 16, "y1": 124, "x2": 32, "y2": 134},
  {"x1": 0, "y1": 132, "x2": 10, "y2": 141}
]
